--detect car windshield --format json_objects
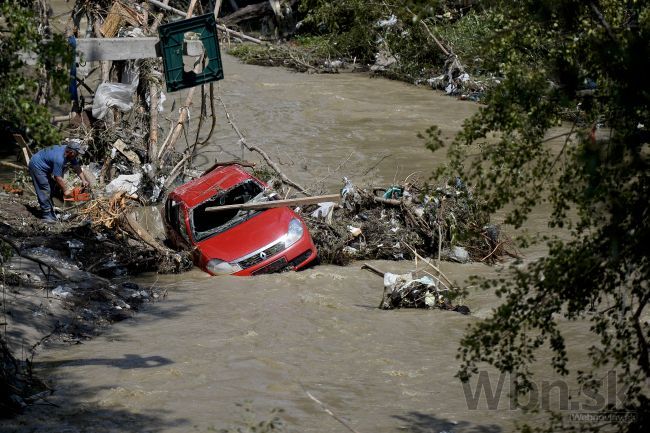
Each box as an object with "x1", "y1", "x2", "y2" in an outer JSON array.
[{"x1": 191, "y1": 180, "x2": 264, "y2": 242}]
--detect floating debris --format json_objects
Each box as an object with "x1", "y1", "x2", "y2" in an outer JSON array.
[
  {"x1": 379, "y1": 272, "x2": 469, "y2": 313},
  {"x1": 361, "y1": 263, "x2": 470, "y2": 314}
]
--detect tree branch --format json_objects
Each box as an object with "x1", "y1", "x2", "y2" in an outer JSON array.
[
  {"x1": 632, "y1": 291, "x2": 650, "y2": 377},
  {"x1": 590, "y1": 2, "x2": 617, "y2": 42}
]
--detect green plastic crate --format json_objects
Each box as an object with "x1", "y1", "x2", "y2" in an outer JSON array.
[{"x1": 158, "y1": 13, "x2": 224, "y2": 92}]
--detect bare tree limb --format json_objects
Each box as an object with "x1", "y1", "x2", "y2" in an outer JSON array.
[
  {"x1": 146, "y1": 0, "x2": 265, "y2": 44},
  {"x1": 216, "y1": 95, "x2": 311, "y2": 196},
  {"x1": 303, "y1": 388, "x2": 363, "y2": 433},
  {"x1": 590, "y1": 2, "x2": 617, "y2": 42}
]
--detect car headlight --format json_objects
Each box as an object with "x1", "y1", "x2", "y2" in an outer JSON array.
[
  {"x1": 206, "y1": 259, "x2": 242, "y2": 275},
  {"x1": 285, "y1": 218, "x2": 304, "y2": 247}
]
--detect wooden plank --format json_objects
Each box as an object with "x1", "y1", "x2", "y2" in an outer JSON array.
[
  {"x1": 205, "y1": 194, "x2": 340, "y2": 213},
  {"x1": 101, "y1": 1, "x2": 144, "y2": 37},
  {"x1": 76, "y1": 37, "x2": 159, "y2": 62},
  {"x1": 112, "y1": 139, "x2": 142, "y2": 165},
  {"x1": 12, "y1": 134, "x2": 31, "y2": 165}
]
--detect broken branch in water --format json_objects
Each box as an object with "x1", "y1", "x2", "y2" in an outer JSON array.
[
  {"x1": 216, "y1": 95, "x2": 311, "y2": 195},
  {"x1": 303, "y1": 388, "x2": 363, "y2": 433},
  {"x1": 402, "y1": 242, "x2": 454, "y2": 290},
  {"x1": 361, "y1": 263, "x2": 386, "y2": 278}
]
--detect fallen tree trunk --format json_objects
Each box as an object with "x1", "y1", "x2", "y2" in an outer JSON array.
[
  {"x1": 0, "y1": 233, "x2": 110, "y2": 285},
  {"x1": 0, "y1": 162, "x2": 27, "y2": 172},
  {"x1": 12, "y1": 134, "x2": 32, "y2": 166},
  {"x1": 221, "y1": 1, "x2": 272, "y2": 25}
]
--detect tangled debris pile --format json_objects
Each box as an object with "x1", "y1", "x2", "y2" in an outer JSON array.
[
  {"x1": 0, "y1": 192, "x2": 191, "y2": 277},
  {"x1": 380, "y1": 271, "x2": 469, "y2": 313},
  {"x1": 359, "y1": 261, "x2": 469, "y2": 313},
  {"x1": 303, "y1": 177, "x2": 518, "y2": 266},
  {"x1": 1, "y1": 335, "x2": 47, "y2": 418}
]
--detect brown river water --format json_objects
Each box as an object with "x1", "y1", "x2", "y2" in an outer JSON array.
[{"x1": 4, "y1": 5, "x2": 586, "y2": 431}]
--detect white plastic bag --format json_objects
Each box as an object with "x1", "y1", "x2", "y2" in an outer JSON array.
[
  {"x1": 92, "y1": 61, "x2": 140, "y2": 119},
  {"x1": 105, "y1": 173, "x2": 142, "y2": 195},
  {"x1": 92, "y1": 83, "x2": 135, "y2": 119}
]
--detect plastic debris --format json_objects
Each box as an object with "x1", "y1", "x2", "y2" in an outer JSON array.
[
  {"x1": 105, "y1": 173, "x2": 143, "y2": 195},
  {"x1": 92, "y1": 62, "x2": 140, "y2": 119},
  {"x1": 310, "y1": 202, "x2": 337, "y2": 219},
  {"x1": 377, "y1": 15, "x2": 398, "y2": 27},
  {"x1": 383, "y1": 186, "x2": 403, "y2": 200},
  {"x1": 52, "y1": 286, "x2": 73, "y2": 298},
  {"x1": 446, "y1": 246, "x2": 470, "y2": 263},
  {"x1": 324, "y1": 60, "x2": 344, "y2": 69},
  {"x1": 371, "y1": 50, "x2": 397, "y2": 71},
  {"x1": 379, "y1": 272, "x2": 468, "y2": 313},
  {"x1": 348, "y1": 226, "x2": 362, "y2": 237},
  {"x1": 67, "y1": 239, "x2": 84, "y2": 260},
  {"x1": 92, "y1": 83, "x2": 136, "y2": 119}
]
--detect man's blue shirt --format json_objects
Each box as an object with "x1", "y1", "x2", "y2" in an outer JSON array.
[{"x1": 30, "y1": 145, "x2": 79, "y2": 177}]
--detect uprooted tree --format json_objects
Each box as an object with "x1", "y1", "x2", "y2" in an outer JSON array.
[{"x1": 424, "y1": 1, "x2": 649, "y2": 431}]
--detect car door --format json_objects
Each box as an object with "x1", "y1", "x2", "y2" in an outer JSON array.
[{"x1": 164, "y1": 198, "x2": 192, "y2": 250}]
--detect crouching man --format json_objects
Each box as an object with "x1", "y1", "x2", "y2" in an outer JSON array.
[{"x1": 28, "y1": 139, "x2": 91, "y2": 222}]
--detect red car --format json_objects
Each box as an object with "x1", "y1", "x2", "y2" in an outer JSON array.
[{"x1": 163, "y1": 164, "x2": 317, "y2": 276}]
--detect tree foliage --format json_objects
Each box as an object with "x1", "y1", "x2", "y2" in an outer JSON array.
[
  {"x1": 297, "y1": 0, "x2": 468, "y2": 77},
  {"x1": 0, "y1": 1, "x2": 71, "y2": 146},
  {"x1": 423, "y1": 1, "x2": 649, "y2": 431}
]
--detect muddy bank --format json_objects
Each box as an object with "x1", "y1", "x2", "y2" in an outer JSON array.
[{"x1": 0, "y1": 192, "x2": 170, "y2": 416}]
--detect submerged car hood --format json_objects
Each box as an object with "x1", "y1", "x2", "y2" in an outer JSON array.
[{"x1": 196, "y1": 207, "x2": 298, "y2": 262}]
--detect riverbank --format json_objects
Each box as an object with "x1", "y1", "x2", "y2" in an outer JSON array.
[
  {"x1": 226, "y1": 41, "x2": 496, "y2": 103},
  {"x1": 0, "y1": 191, "x2": 171, "y2": 416}
]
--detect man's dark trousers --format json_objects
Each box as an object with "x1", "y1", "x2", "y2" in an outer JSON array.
[{"x1": 28, "y1": 162, "x2": 57, "y2": 219}]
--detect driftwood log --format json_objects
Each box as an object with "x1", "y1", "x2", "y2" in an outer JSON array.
[
  {"x1": 120, "y1": 213, "x2": 168, "y2": 254},
  {"x1": 12, "y1": 134, "x2": 32, "y2": 166}
]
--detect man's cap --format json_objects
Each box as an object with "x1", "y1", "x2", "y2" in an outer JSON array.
[{"x1": 66, "y1": 138, "x2": 86, "y2": 155}]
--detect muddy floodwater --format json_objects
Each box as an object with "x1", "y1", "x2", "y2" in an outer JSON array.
[{"x1": 4, "y1": 43, "x2": 578, "y2": 432}]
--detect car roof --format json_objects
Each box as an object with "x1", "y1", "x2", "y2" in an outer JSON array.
[{"x1": 168, "y1": 164, "x2": 261, "y2": 208}]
